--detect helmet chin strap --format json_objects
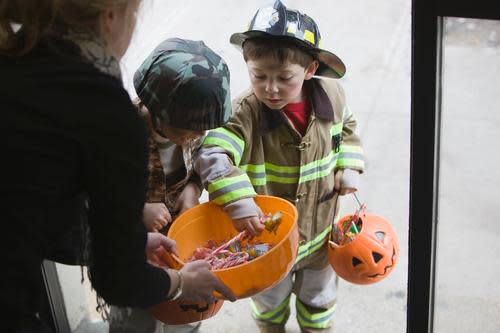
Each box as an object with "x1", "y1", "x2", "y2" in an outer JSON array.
[{"x1": 311, "y1": 75, "x2": 335, "y2": 80}]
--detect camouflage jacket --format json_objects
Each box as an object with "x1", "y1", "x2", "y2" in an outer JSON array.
[{"x1": 136, "y1": 102, "x2": 203, "y2": 213}]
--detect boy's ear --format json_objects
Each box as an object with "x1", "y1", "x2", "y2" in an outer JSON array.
[{"x1": 304, "y1": 60, "x2": 319, "y2": 80}]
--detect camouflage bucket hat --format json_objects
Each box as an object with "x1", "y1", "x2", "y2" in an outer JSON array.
[
  {"x1": 133, "y1": 38, "x2": 231, "y2": 131},
  {"x1": 230, "y1": 0, "x2": 346, "y2": 79}
]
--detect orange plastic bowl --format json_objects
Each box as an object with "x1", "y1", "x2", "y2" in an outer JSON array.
[{"x1": 166, "y1": 195, "x2": 299, "y2": 299}]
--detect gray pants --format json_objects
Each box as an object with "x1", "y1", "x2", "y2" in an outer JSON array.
[
  {"x1": 251, "y1": 247, "x2": 338, "y2": 333},
  {"x1": 109, "y1": 306, "x2": 201, "y2": 333}
]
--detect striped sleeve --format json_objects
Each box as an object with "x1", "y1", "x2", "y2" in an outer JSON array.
[{"x1": 337, "y1": 106, "x2": 365, "y2": 171}]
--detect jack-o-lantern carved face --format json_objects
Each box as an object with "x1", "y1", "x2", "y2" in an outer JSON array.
[
  {"x1": 328, "y1": 214, "x2": 400, "y2": 285},
  {"x1": 149, "y1": 299, "x2": 224, "y2": 325}
]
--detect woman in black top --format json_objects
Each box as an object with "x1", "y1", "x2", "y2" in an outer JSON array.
[{"x1": 0, "y1": 1, "x2": 235, "y2": 332}]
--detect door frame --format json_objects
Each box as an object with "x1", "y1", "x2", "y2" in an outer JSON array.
[{"x1": 408, "y1": 0, "x2": 500, "y2": 332}]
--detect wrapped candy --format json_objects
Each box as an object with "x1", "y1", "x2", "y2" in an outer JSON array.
[{"x1": 187, "y1": 211, "x2": 283, "y2": 269}]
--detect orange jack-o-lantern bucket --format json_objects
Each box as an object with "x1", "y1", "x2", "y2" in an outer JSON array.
[
  {"x1": 149, "y1": 195, "x2": 299, "y2": 325},
  {"x1": 149, "y1": 299, "x2": 224, "y2": 325},
  {"x1": 328, "y1": 214, "x2": 400, "y2": 285}
]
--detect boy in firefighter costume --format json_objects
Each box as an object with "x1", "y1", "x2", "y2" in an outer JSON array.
[
  {"x1": 194, "y1": 1, "x2": 364, "y2": 332},
  {"x1": 109, "y1": 38, "x2": 232, "y2": 333}
]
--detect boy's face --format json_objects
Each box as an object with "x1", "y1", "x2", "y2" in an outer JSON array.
[
  {"x1": 246, "y1": 57, "x2": 318, "y2": 110},
  {"x1": 159, "y1": 122, "x2": 205, "y2": 146}
]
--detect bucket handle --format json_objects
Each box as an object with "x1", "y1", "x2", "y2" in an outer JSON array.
[{"x1": 328, "y1": 240, "x2": 340, "y2": 248}]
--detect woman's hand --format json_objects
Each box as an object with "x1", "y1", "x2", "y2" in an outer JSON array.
[
  {"x1": 174, "y1": 181, "x2": 201, "y2": 215},
  {"x1": 179, "y1": 260, "x2": 236, "y2": 303},
  {"x1": 146, "y1": 232, "x2": 177, "y2": 268},
  {"x1": 143, "y1": 202, "x2": 172, "y2": 232}
]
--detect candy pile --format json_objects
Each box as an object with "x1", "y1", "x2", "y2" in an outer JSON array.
[
  {"x1": 187, "y1": 212, "x2": 282, "y2": 270},
  {"x1": 331, "y1": 204, "x2": 366, "y2": 246},
  {"x1": 189, "y1": 239, "x2": 273, "y2": 269}
]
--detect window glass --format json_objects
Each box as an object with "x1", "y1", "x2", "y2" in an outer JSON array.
[{"x1": 434, "y1": 17, "x2": 500, "y2": 333}]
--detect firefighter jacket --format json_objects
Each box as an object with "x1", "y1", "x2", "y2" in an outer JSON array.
[{"x1": 195, "y1": 78, "x2": 364, "y2": 266}]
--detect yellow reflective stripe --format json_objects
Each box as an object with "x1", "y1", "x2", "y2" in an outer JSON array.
[
  {"x1": 241, "y1": 163, "x2": 300, "y2": 186},
  {"x1": 240, "y1": 164, "x2": 266, "y2": 186},
  {"x1": 243, "y1": 156, "x2": 335, "y2": 177},
  {"x1": 251, "y1": 295, "x2": 291, "y2": 324},
  {"x1": 211, "y1": 187, "x2": 256, "y2": 205},
  {"x1": 240, "y1": 152, "x2": 338, "y2": 186},
  {"x1": 296, "y1": 300, "x2": 336, "y2": 329},
  {"x1": 299, "y1": 166, "x2": 335, "y2": 183},
  {"x1": 204, "y1": 128, "x2": 244, "y2": 166},
  {"x1": 299, "y1": 152, "x2": 337, "y2": 183},
  {"x1": 265, "y1": 163, "x2": 300, "y2": 174},
  {"x1": 336, "y1": 157, "x2": 364, "y2": 169},
  {"x1": 304, "y1": 30, "x2": 315, "y2": 44},
  {"x1": 240, "y1": 163, "x2": 299, "y2": 174},
  {"x1": 300, "y1": 150, "x2": 335, "y2": 173},
  {"x1": 208, "y1": 174, "x2": 256, "y2": 205},
  {"x1": 336, "y1": 145, "x2": 364, "y2": 169},
  {"x1": 208, "y1": 174, "x2": 248, "y2": 192},
  {"x1": 248, "y1": 178, "x2": 266, "y2": 186},
  {"x1": 268, "y1": 311, "x2": 288, "y2": 325},
  {"x1": 339, "y1": 145, "x2": 363, "y2": 154},
  {"x1": 330, "y1": 122, "x2": 343, "y2": 136},
  {"x1": 295, "y1": 225, "x2": 332, "y2": 264},
  {"x1": 240, "y1": 164, "x2": 265, "y2": 173},
  {"x1": 239, "y1": 147, "x2": 360, "y2": 187},
  {"x1": 213, "y1": 128, "x2": 245, "y2": 150}
]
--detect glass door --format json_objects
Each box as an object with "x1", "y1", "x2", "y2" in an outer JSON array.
[
  {"x1": 409, "y1": 1, "x2": 500, "y2": 332},
  {"x1": 434, "y1": 17, "x2": 500, "y2": 332}
]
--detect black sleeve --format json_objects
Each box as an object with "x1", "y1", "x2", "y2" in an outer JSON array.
[{"x1": 80, "y1": 78, "x2": 169, "y2": 307}]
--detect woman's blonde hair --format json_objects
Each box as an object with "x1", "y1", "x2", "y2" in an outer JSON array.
[{"x1": 0, "y1": 0, "x2": 129, "y2": 56}]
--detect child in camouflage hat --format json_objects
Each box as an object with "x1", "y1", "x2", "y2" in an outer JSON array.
[{"x1": 109, "y1": 37, "x2": 232, "y2": 333}]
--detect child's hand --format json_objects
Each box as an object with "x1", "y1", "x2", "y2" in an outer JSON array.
[
  {"x1": 143, "y1": 202, "x2": 172, "y2": 232},
  {"x1": 232, "y1": 215, "x2": 265, "y2": 237},
  {"x1": 174, "y1": 181, "x2": 201, "y2": 215},
  {"x1": 146, "y1": 232, "x2": 177, "y2": 268},
  {"x1": 334, "y1": 169, "x2": 359, "y2": 195}
]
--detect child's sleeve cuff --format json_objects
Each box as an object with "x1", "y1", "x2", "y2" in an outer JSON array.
[
  {"x1": 340, "y1": 168, "x2": 360, "y2": 190},
  {"x1": 223, "y1": 197, "x2": 260, "y2": 220}
]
